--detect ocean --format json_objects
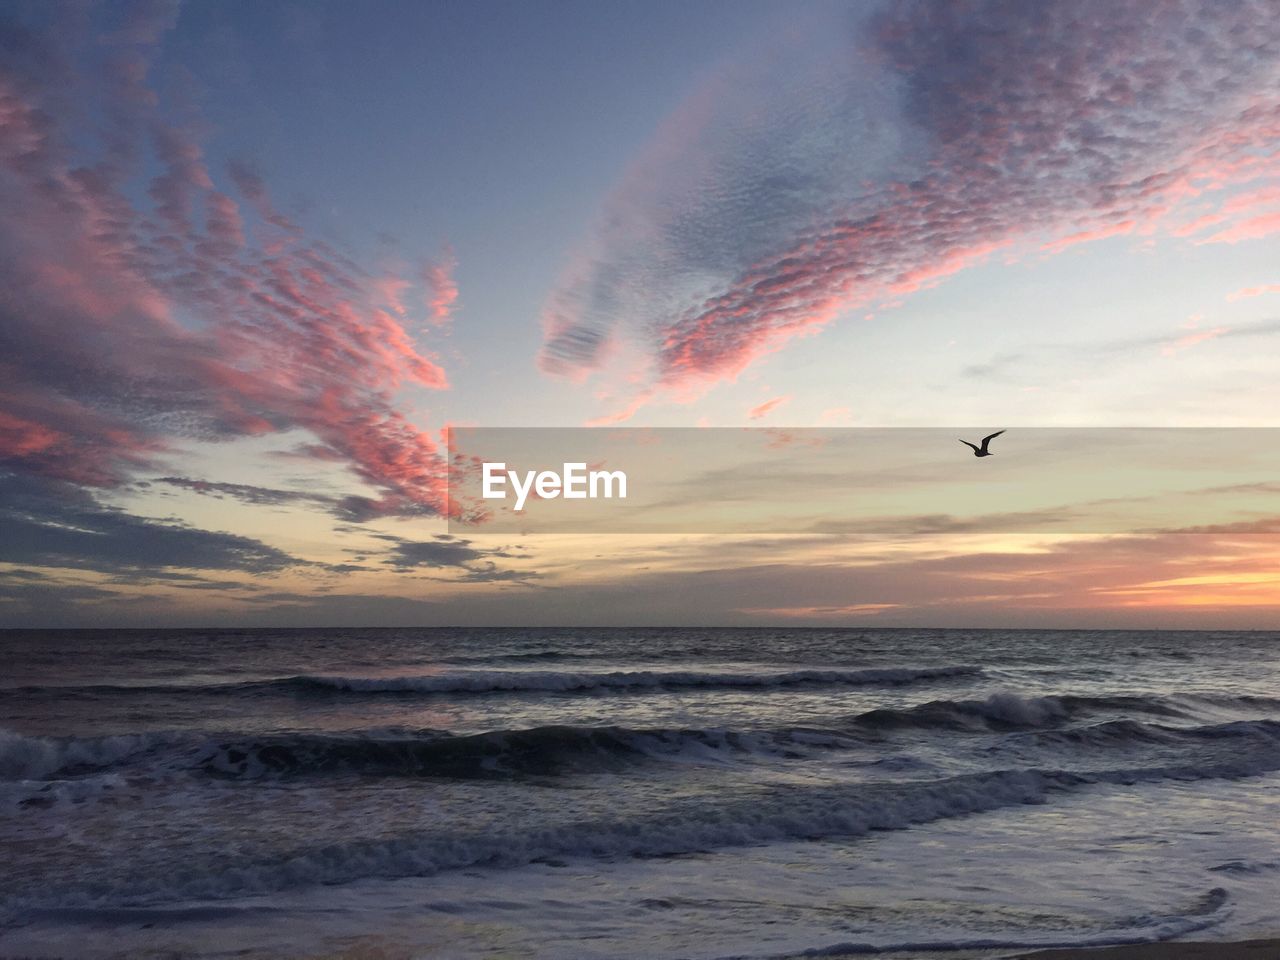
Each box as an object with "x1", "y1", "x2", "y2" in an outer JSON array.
[{"x1": 2, "y1": 627, "x2": 1279, "y2": 959}]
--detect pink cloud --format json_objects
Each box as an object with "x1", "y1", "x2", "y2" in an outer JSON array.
[
  {"x1": 1161, "y1": 326, "x2": 1229, "y2": 357},
  {"x1": 1227, "y1": 284, "x2": 1280, "y2": 302},
  {"x1": 374, "y1": 276, "x2": 413, "y2": 316},
  {"x1": 747, "y1": 395, "x2": 791, "y2": 421},
  {"x1": 1040, "y1": 220, "x2": 1136, "y2": 255},
  {"x1": 1200, "y1": 211, "x2": 1280, "y2": 245},
  {"x1": 423, "y1": 247, "x2": 459, "y2": 324},
  {"x1": 583, "y1": 389, "x2": 654, "y2": 427},
  {"x1": 0, "y1": 412, "x2": 61, "y2": 458},
  {"x1": 1176, "y1": 184, "x2": 1280, "y2": 241},
  {"x1": 0, "y1": 24, "x2": 455, "y2": 516},
  {"x1": 737, "y1": 603, "x2": 899, "y2": 619},
  {"x1": 541, "y1": 1, "x2": 1280, "y2": 419}
]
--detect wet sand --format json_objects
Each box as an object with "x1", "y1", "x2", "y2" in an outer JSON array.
[{"x1": 1017, "y1": 939, "x2": 1280, "y2": 959}]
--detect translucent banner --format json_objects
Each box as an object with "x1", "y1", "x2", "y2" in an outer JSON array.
[{"x1": 446, "y1": 428, "x2": 1280, "y2": 535}]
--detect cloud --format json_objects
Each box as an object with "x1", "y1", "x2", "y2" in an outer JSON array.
[
  {"x1": 9, "y1": 519, "x2": 1280, "y2": 627},
  {"x1": 747, "y1": 395, "x2": 790, "y2": 421},
  {"x1": 0, "y1": 571, "x2": 121, "y2": 611},
  {"x1": 376, "y1": 534, "x2": 539, "y2": 584},
  {"x1": 0, "y1": 5, "x2": 453, "y2": 516},
  {"x1": 423, "y1": 246, "x2": 459, "y2": 324},
  {"x1": 955, "y1": 314, "x2": 1280, "y2": 382},
  {"x1": 552, "y1": 525, "x2": 1280, "y2": 627},
  {"x1": 960, "y1": 352, "x2": 1027, "y2": 381},
  {"x1": 154, "y1": 476, "x2": 338, "y2": 508},
  {"x1": 541, "y1": 0, "x2": 1280, "y2": 419},
  {"x1": 1160, "y1": 324, "x2": 1230, "y2": 358},
  {"x1": 151, "y1": 475, "x2": 413, "y2": 523},
  {"x1": 737, "y1": 603, "x2": 900, "y2": 619},
  {"x1": 0, "y1": 472, "x2": 298, "y2": 577},
  {"x1": 1227, "y1": 284, "x2": 1280, "y2": 302},
  {"x1": 1185, "y1": 185, "x2": 1280, "y2": 244}
]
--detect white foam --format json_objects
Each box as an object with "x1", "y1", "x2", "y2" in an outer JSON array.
[
  {"x1": 0, "y1": 772, "x2": 128, "y2": 812},
  {"x1": 0, "y1": 728, "x2": 183, "y2": 781},
  {"x1": 9, "y1": 767, "x2": 1062, "y2": 909}
]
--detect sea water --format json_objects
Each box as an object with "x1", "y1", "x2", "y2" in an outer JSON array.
[{"x1": 1, "y1": 627, "x2": 1278, "y2": 958}]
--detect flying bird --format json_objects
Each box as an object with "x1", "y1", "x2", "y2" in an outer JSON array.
[{"x1": 959, "y1": 430, "x2": 1005, "y2": 458}]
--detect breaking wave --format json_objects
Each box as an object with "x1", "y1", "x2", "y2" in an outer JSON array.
[
  {"x1": 284, "y1": 664, "x2": 982, "y2": 695},
  {"x1": 848, "y1": 692, "x2": 1192, "y2": 732},
  {"x1": 6, "y1": 694, "x2": 1279, "y2": 788},
  {"x1": 13, "y1": 757, "x2": 1275, "y2": 912},
  {"x1": 0, "y1": 728, "x2": 187, "y2": 782}
]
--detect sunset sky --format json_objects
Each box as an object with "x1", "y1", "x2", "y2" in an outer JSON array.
[{"x1": 3, "y1": 0, "x2": 1280, "y2": 628}]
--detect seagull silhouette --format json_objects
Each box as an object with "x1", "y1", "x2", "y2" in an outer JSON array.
[{"x1": 958, "y1": 429, "x2": 1005, "y2": 458}]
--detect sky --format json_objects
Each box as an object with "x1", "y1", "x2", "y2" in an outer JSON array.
[{"x1": 2, "y1": 0, "x2": 1280, "y2": 628}]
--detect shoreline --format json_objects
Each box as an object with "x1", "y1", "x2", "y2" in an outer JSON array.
[{"x1": 1015, "y1": 940, "x2": 1280, "y2": 959}]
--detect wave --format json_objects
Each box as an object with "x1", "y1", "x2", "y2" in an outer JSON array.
[
  {"x1": 1, "y1": 721, "x2": 850, "y2": 788},
  {"x1": 848, "y1": 692, "x2": 1191, "y2": 733},
  {"x1": 283, "y1": 664, "x2": 982, "y2": 695},
  {"x1": 1185, "y1": 692, "x2": 1280, "y2": 711},
  {"x1": 750, "y1": 888, "x2": 1229, "y2": 959},
  {"x1": 0, "y1": 664, "x2": 980, "y2": 700},
  {"x1": 1027, "y1": 717, "x2": 1280, "y2": 750},
  {"x1": 0, "y1": 728, "x2": 187, "y2": 781},
  {"x1": 9, "y1": 767, "x2": 1070, "y2": 909},
  {"x1": 438, "y1": 649, "x2": 606, "y2": 664},
  {"x1": 19, "y1": 751, "x2": 1280, "y2": 910},
  {"x1": 198, "y1": 723, "x2": 855, "y2": 780},
  {"x1": 9, "y1": 704, "x2": 1279, "y2": 788},
  {"x1": 198, "y1": 714, "x2": 1280, "y2": 781},
  {"x1": 0, "y1": 772, "x2": 128, "y2": 812}
]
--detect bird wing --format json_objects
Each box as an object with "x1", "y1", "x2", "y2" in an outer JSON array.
[
  {"x1": 958, "y1": 438, "x2": 980, "y2": 453},
  {"x1": 979, "y1": 429, "x2": 1006, "y2": 451}
]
